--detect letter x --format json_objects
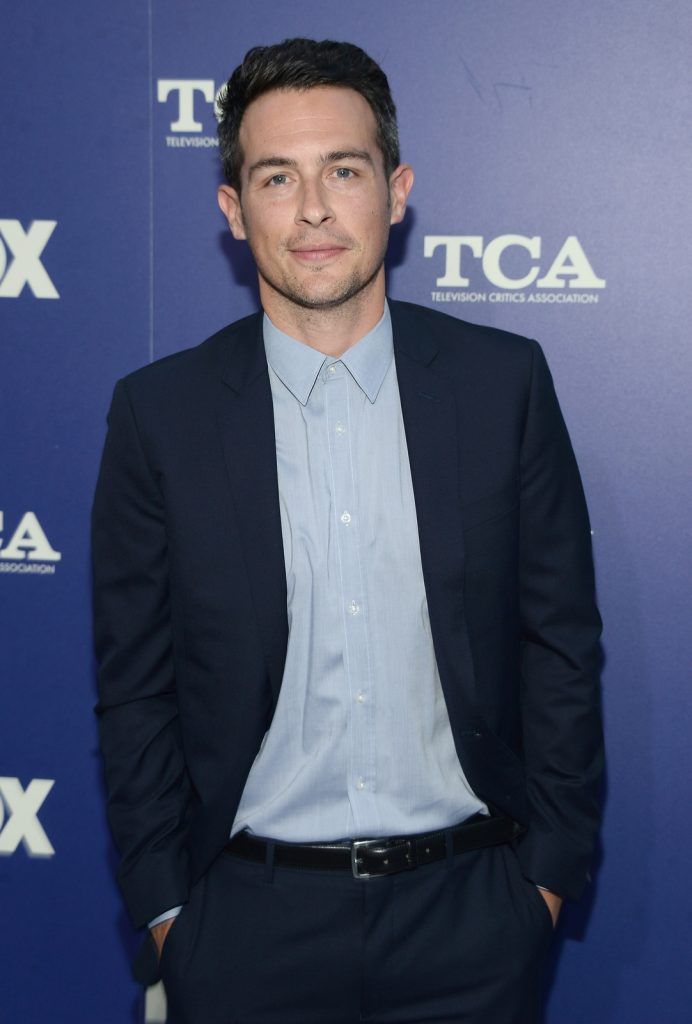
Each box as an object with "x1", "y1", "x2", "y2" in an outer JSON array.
[
  {"x1": 0, "y1": 777, "x2": 55, "y2": 855},
  {"x1": 0, "y1": 220, "x2": 59, "y2": 298}
]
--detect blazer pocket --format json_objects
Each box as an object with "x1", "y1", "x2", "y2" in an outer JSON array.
[{"x1": 461, "y1": 484, "x2": 519, "y2": 533}]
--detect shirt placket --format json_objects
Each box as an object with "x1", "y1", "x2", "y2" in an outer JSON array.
[{"x1": 323, "y1": 358, "x2": 378, "y2": 833}]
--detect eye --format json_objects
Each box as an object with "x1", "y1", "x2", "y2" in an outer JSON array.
[
  {"x1": 333, "y1": 167, "x2": 355, "y2": 179},
  {"x1": 268, "y1": 173, "x2": 289, "y2": 186}
]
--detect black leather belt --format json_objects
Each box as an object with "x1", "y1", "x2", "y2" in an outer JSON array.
[{"x1": 225, "y1": 814, "x2": 524, "y2": 879}]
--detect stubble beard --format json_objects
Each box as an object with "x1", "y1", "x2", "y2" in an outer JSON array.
[
  {"x1": 256, "y1": 255, "x2": 386, "y2": 312},
  {"x1": 260, "y1": 260, "x2": 380, "y2": 307},
  {"x1": 245, "y1": 221, "x2": 390, "y2": 313}
]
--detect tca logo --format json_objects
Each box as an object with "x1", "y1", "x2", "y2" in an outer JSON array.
[
  {"x1": 0, "y1": 777, "x2": 55, "y2": 856},
  {"x1": 157, "y1": 79, "x2": 223, "y2": 132},
  {"x1": 0, "y1": 512, "x2": 61, "y2": 563},
  {"x1": 0, "y1": 220, "x2": 59, "y2": 299},
  {"x1": 424, "y1": 234, "x2": 605, "y2": 290}
]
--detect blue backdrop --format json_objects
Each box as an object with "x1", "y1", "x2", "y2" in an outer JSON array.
[{"x1": 2, "y1": 2, "x2": 691, "y2": 1021}]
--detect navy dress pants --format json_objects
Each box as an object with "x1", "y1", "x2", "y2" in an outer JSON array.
[{"x1": 158, "y1": 837, "x2": 554, "y2": 1024}]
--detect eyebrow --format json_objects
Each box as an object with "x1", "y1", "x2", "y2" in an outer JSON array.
[
  {"x1": 324, "y1": 150, "x2": 374, "y2": 166},
  {"x1": 247, "y1": 149, "x2": 374, "y2": 179}
]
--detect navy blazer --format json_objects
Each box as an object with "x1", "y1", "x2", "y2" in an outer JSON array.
[{"x1": 92, "y1": 299, "x2": 603, "y2": 930}]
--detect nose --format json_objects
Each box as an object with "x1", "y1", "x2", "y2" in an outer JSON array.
[{"x1": 295, "y1": 177, "x2": 334, "y2": 227}]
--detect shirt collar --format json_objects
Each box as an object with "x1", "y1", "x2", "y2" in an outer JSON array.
[{"x1": 263, "y1": 302, "x2": 393, "y2": 406}]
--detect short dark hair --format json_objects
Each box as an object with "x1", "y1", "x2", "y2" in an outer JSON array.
[{"x1": 216, "y1": 38, "x2": 400, "y2": 191}]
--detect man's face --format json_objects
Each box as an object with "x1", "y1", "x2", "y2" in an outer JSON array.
[{"x1": 218, "y1": 85, "x2": 413, "y2": 312}]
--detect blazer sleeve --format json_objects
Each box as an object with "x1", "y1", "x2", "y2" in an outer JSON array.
[
  {"x1": 515, "y1": 340, "x2": 604, "y2": 901},
  {"x1": 91, "y1": 378, "x2": 191, "y2": 928}
]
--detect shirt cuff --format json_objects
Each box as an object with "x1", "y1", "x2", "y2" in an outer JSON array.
[{"x1": 148, "y1": 905, "x2": 183, "y2": 929}]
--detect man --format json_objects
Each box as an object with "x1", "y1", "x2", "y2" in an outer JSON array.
[{"x1": 92, "y1": 37, "x2": 603, "y2": 1024}]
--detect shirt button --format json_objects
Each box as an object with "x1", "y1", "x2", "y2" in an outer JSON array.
[
  {"x1": 356, "y1": 691, "x2": 365, "y2": 703},
  {"x1": 335, "y1": 421, "x2": 346, "y2": 435},
  {"x1": 356, "y1": 778, "x2": 366, "y2": 791},
  {"x1": 340, "y1": 511, "x2": 351, "y2": 524},
  {"x1": 348, "y1": 600, "x2": 360, "y2": 616},
  {"x1": 327, "y1": 364, "x2": 337, "y2": 375}
]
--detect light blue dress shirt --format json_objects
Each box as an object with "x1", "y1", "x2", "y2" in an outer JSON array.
[
  {"x1": 148, "y1": 302, "x2": 486, "y2": 927},
  {"x1": 232, "y1": 302, "x2": 486, "y2": 840}
]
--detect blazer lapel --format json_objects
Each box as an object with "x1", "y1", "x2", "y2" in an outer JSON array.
[
  {"x1": 390, "y1": 301, "x2": 478, "y2": 720},
  {"x1": 215, "y1": 315, "x2": 288, "y2": 708}
]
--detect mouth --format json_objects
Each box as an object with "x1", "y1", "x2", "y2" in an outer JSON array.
[{"x1": 288, "y1": 245, "x2": 349, "y2": 263}]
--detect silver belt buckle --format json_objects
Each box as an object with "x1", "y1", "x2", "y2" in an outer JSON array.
[
  {"x1": 351, "y1": 837, "x2": 416, "y2": 878},
  {"x1": 351, "y1": 838, "x2": 377, "y2": 879}
]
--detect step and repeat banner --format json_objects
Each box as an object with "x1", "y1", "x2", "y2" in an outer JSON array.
[{"x1": 2, "y1": 2, "x2": 691, "y2": 1021}]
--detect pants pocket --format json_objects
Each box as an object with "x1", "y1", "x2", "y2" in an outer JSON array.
[
  {"x1": 502, "y1": 843, "x2": 554, "y2": 936},
  {"x1": 159, "y1": 873, "x2": 207, "y2": 979},
  {"x1": 524, "y1": 877, "x2": 555, "y2": 932}
]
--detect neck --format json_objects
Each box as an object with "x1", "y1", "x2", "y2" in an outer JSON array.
[{"x1": 259, "y1": 271, "x2": 386, "y2": 357}]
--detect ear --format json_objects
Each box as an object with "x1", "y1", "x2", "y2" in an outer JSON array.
[
  {"x1": 388, "y1": 164, "x2": 414, "y2": 225},
  {"x1": 217, "y1": 184, "x2": 246, "y2": 240}
]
